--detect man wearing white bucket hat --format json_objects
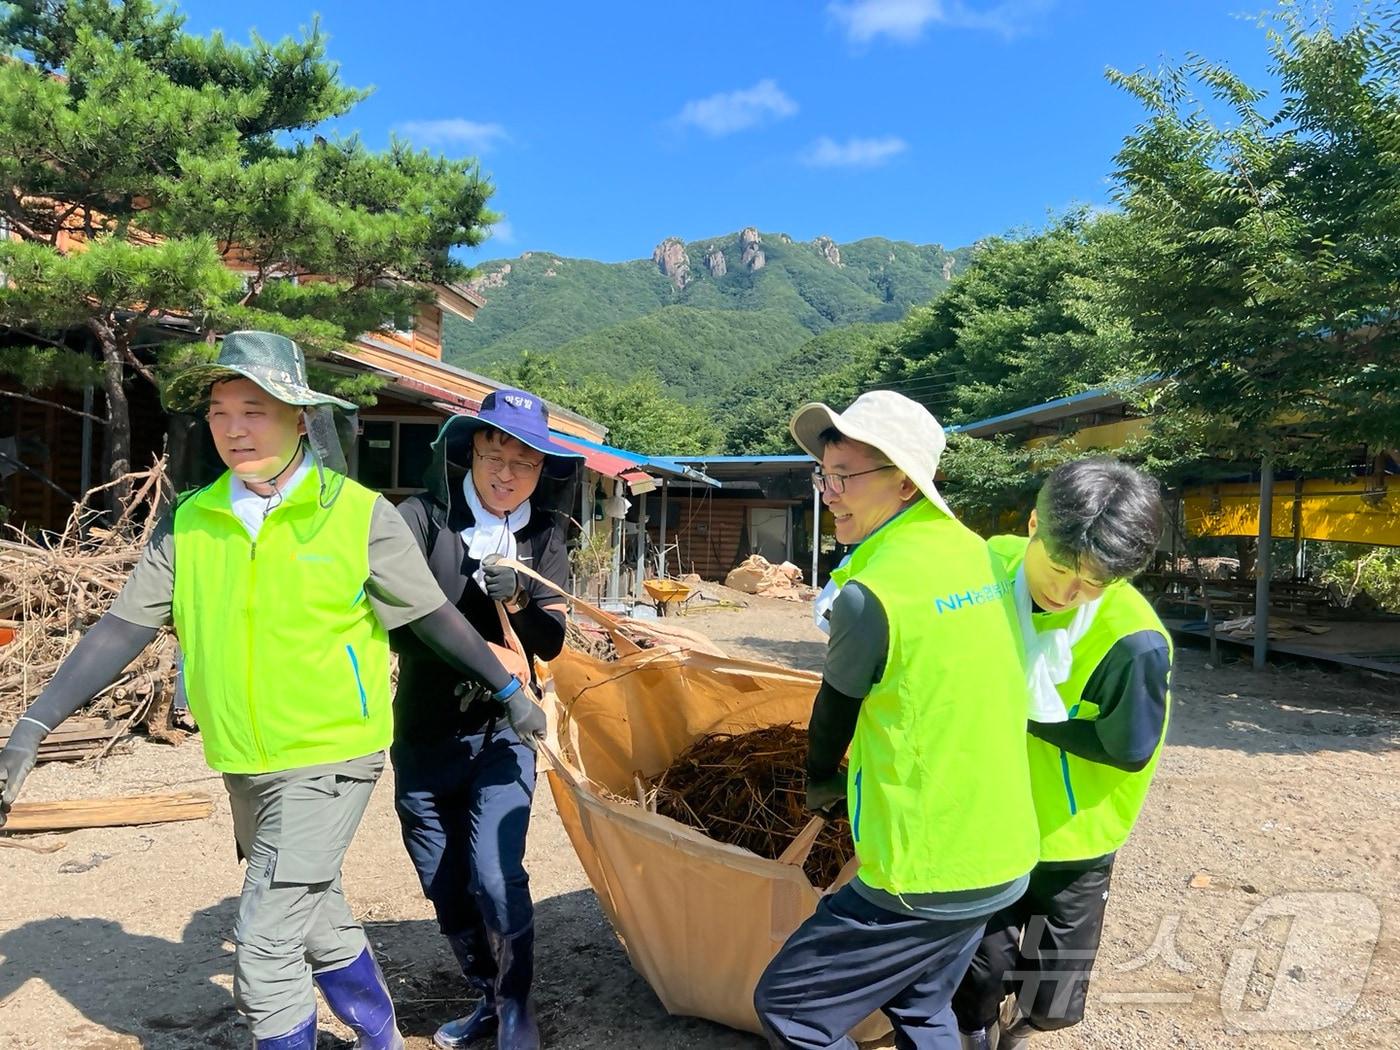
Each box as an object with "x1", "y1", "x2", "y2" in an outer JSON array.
[
  {"x1": 753, "y1": 390, "x2": 1040, "y2": 1050},
  {"x1": 952, "y1": 457, "x2": 1172, "y2": 1050}
]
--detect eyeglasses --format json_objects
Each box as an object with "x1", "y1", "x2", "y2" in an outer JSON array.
[
  {"x1": 475, "y1": 450, "x2": 544, "y2": 479},
  {"x1": 812, "y1": 464, "x2": 896, "y2": 495}
]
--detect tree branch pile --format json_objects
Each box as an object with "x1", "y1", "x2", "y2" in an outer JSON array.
[
  {"x1": 645, "y1": 724, "x2": 853, "y2": 888},
  {"x1": 0, "y1": 460, "x2": 186, "y2": 745}
]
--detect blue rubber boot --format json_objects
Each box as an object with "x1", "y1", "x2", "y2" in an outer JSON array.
[
  {"x1": 433, "y1": 931, "x2": 498, "y2": 1049},
  {"x1": 255, "y1": 1014, "x2": 317, "y2": 1049},
  {"x1": 489, "y1": 926, "x2": 540, "y2": 1050},
  {"x1": 314, "y1": 947, "x2": 405, "y2": 1050}
]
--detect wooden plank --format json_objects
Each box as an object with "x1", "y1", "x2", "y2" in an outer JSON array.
[
  {"x1": 35, "y1": 745, "x2": 116, "y2": 764},
  {"x1": 1166, "y1": 621, "x2": 1400, "y2": 677},
  {"x1": 0, "y1": 718, "x2": 125, "y2": 763},
  {"x1": 0, "y1": 718, "x2": 117, "y2": 747},
  {"x1": 1, "y1": 791, "x2": 214, "y2": 833},
  {"x1": 413, "y1": 304, "x2": 442, "y2": 358}
]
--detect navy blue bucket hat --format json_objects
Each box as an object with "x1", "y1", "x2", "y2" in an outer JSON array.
[{"x1": 432, "y1": 388, "x2": 584, "y2": 480}]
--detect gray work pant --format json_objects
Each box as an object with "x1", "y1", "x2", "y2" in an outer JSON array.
[{"x1": 224, "y1": 752, "x2": 384, "y2": 1039}]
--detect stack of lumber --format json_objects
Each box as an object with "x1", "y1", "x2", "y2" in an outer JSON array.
[{"x1": 0, "y1": 716, "x2": 126, "y2": 763}]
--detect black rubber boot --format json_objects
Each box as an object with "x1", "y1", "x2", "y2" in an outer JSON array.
[
  {"x1": 998, "y1": 995, "x2": 1032, "y2": 1050},
  {"x1": 959, "y1": 1026, "x2": 999, "y2": 1050}
]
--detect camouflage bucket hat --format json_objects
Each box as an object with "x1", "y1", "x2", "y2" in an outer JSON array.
[{"x1": 162, "y1": 330, "x2": 357, "y2": 413}]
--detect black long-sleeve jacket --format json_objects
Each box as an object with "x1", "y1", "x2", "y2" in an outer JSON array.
[{"x1": 389, "y1": 417, "x2": 573, "y2": 744}]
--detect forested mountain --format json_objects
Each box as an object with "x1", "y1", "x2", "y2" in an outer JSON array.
[{"x1": 443, "y1": 229, "x2": 971, "y2": 400}]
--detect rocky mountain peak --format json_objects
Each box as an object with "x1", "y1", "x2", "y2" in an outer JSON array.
[
  {"x1": 468, "y1": 262, "x2": 511, "y2": 291},
  {"x1": 739, "y1": 227, "x2": 765, "y2": 271},
  {"x1": 652, "y1": 237, "x2": 691, "y2": 290},
  {"x1": 814, "y1": 235, "x2": 842, "y2": 267},
  {"x1": 705, "y1": 246, "x2": 727, "y2": 277}
]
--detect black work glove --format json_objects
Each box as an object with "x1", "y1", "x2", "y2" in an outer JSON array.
[
  {"x1": 495, "y1": 679, "x2": 546, "y2": 752},
  {"x1": 480, "y1": 553, "x2": 522, "y2": 604},
  {"x1": 805, "y1": 773, "x2": 846, "y2": 815},
  {"x1": 454, "y1": 679, "x2": 493, "y2": 712},
  {"x1": 0, "y1": 718, "x2": 47, "y2": 828}
]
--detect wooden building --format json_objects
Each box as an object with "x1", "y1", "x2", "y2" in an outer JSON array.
[
  {"x1": 0, "y1": 285, "x2": 608, "y2": 534},
  {"x1": 636, "y1": 456, "x2": 831, "y2": 585}
]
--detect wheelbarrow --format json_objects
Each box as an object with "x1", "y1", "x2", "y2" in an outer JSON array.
[{"x1": 642, "y1": 577, "x2": 694, "y2": 616}]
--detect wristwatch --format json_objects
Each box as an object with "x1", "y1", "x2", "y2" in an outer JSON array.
[{"x1": 504, "y1": 589, "x2": 531, "y2": 615}]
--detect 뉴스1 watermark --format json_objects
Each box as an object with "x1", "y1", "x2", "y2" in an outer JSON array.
[
  {"x1": 1007, "y1": 892, "x2": 1381, "y2": 1031},
  {"x1": 1099, "y1": 912, "x2": 1196, "y2": 1005},
  {"x1": 1219, "y1": 892, "x2": 1380, "y2": 1032}
]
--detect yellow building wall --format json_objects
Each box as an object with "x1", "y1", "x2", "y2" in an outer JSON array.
[
  {"x1": 1026, "y1": 416, "x2": 1151, "y2": 452},
  {"x1": 1184, "y1": 478, "x2": 1399, "y2": 547}
]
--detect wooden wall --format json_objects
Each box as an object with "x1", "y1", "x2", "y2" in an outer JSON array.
[
  {"x1": 0, "y1": 380, "x2": 84, "y2": 533},
  {"x1": 371, "y1": 304, "x2": 444, "y2": 360},
  {"x1": 2, "y1": 376, "x2": 176, "y2": 535},
  {"x1": 646, "y1": 492, "x2": 800, "y2": 581},
  {"x1": 414, "y1": 305, "x2": 442, "y2": 358}
]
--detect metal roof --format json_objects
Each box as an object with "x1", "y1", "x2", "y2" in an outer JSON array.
[
  {"x1": 664, "y1": 453, "x2": 812, "y2": 484},
  {"x1": 553, "y1": 434, "x2": 720, "y2": 487},
  {"x1": 952, "y1": 386, "x2": 1132, "y2": 437}
]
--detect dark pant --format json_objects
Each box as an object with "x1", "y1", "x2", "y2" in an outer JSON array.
[
  {"x1": 754, "y1": 884, "x2": 987, "y2": 1050},
  {"x1": 391, "y1": 724, "x2": 536, "y2": 999},
  {"x1": 951, "y1": 860, "x2": 1114, "y2": 1033}
]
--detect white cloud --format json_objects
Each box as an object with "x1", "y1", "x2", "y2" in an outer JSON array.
[
  {"x1": 489, "y1": 219, "x2": 516, "y2": 245},
  {"x1": 674, "y1": 79, "x2": 798, "y2": 136},
  {"x1": 802, "y1": 135, "x2": 909, "y2": 168},
  {"x1": 828, "y1": 0, "x2": 1050, "y2": 43},
  {"x1": 829, "y1": 0, "x2": 942, "y2": 42},
  {"x1": 397, "y1": 118, "x2": 509, "y2": 152}
]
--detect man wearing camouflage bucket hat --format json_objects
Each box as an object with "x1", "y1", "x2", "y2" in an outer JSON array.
[{"x1": 0, "y1": 331, "x2": 542, "y2": 1050}]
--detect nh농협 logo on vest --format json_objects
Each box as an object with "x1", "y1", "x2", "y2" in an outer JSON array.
[{"x1": 934, "y1": 579, "x2": 1013, "y2": 615}]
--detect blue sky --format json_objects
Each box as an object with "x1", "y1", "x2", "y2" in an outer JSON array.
[{"x1": 175, "y1": 1, "x2": 1334, "y2": 263}]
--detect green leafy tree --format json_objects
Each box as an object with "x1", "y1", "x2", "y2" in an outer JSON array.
[
  {"x1": 1314, "y1": 542, "x2": 1400, "y2": 612},
  {"x1": 502, "y1": 353, "x2": 723, "y2": 456},
  {"x1": 1102, "y1": 3, "x2": 1400, "y2": 470},
  {"x1": 878, "y1": 210, "x2": 1137, "y2": 427},
  {"x1": 0, "y1": 0, "x2": 494, "y2": 498},
  {"x1": 723, "y1": 322, "x2": 897, "y2": 453}
]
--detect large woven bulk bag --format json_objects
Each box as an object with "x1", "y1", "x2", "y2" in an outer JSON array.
[{"x1": 543, "y1": 643, "x2": 888, "y2": 1041}]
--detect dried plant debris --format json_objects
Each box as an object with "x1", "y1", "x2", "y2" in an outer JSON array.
[
  {"x1": 648, "y1": 724, "x2": 853, "y2": 888},
  {"x1": 1, "y1": 461, "x2": 185, "y2": 745}
]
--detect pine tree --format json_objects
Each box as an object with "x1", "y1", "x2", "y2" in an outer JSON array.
[{"x1": 0, "y1": 0, "x2": 496, "y2": 499}]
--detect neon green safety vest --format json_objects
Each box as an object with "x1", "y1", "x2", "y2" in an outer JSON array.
[
  {"x1": 172, "y1": 469, "x2": 391, "y2": 774},
  {"x1": 988, "y1": 535, "x2": 1172, "y2": 862},
  {"x1": 831, "y1": 499, "x2": 1039, "y2": 894}
]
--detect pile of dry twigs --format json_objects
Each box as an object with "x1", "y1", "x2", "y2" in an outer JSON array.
[
  {"x1": 645, "y1": 724, "x2": 853, "y2": 887},
  {"x1": 564, "y1": 618, "x2": 620, "y2": 662},
  {"x1": 0, "y1": 460, "x2": 185, "y2": 744}
]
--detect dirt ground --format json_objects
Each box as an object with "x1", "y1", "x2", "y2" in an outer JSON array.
[{"x1": 2, "y1": 594, "x2": 1398, "y2": 1049}]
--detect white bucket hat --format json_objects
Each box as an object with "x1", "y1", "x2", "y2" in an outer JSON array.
[{"x1": 790, "y1": 390, "x2": 956, "y2": 519}]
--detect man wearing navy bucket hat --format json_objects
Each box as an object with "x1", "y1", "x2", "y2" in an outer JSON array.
[{"x1": 389, "y1": 388, "x2": 583, "y2": 1050}]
